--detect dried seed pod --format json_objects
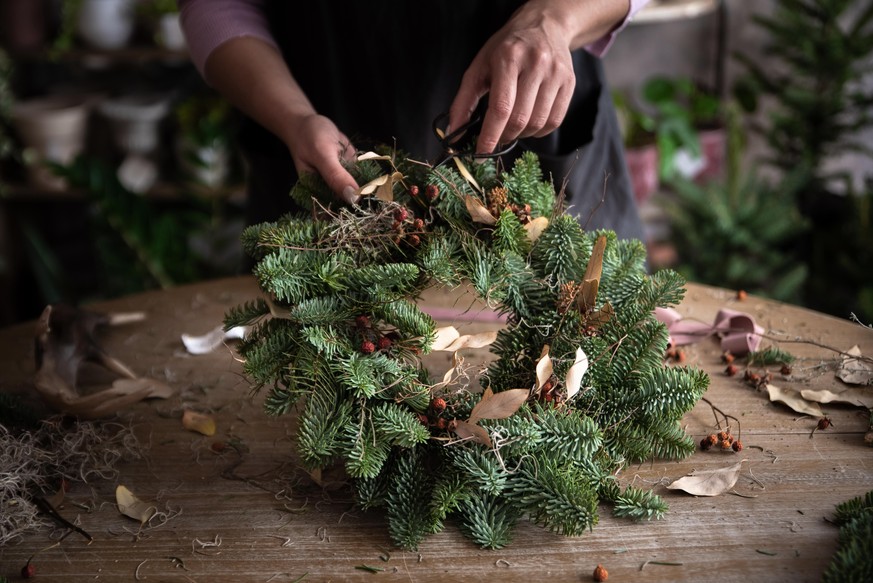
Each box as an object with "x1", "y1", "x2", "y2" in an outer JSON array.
[
  {"x1": 720, "y1": 439, "x2": 732, "y2": 450},
  {"x1": 425, "y1": 184, "x2": 439, "y2": 201},
  {"x1": 360, "y1": 340, "x2": 376, "y2": 354},
  {"x1": 722, "y1": 351, "x2": 735, "y2": 364},
  {"x1": 700, "y1": 437, "x2": 713, "y2": 451},
  {"x1": 378, "y1": 336, "x2": 393, "y2": 350},
  {"x1": 430, "y1": 397, "x2": 447, "y2": 413},
  {"x1": 725, "y1": 364, "x2": 738, "y2": 377},
  {"x1": 732, "y1": 440, "x2": 743, "y2": 452},
  {"x1": 736, "y1": 289, "x2": 748, "y2": 301},
  {"x1": 817, "y1": 417, "x2": 833, "y2": 431}
]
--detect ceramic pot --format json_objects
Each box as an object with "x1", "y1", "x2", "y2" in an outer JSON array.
[
  {"x1": 77, "y1": 0, "x2": 135, "y2": 50},
  {"x1": 156, "y1": 13, "x2": 186, "y2": 51},
  {"x1": 11, "y1": 95, "x2": 91, "y2": 190},
  {"x1": 99, "y1": 94, "x2": 171, "y2": 192},
  {"x1": 624, "y1": 144, "x2": 659, "y2": 205},
  {"x1": 177, "y1": 137, "x2": 230, "y2": 189}
]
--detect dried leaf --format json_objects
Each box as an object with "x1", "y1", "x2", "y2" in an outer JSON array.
[
  {"x1": 115, "y1": 485, "x2": 156, "y2": 524},
  {"x1": 766, "y1": 384, "x2": 823, "y2": 417},
  {"x1": 431, "y1": 352, "x2": 464, "y2": 391},
  {"x1": 464, "y1": 196, "x2": 497, "y2": 225},
  {"x1": 524, "y1": 216, "x2": 549, "y2": 242},
  {"x1": 837, "y1": 345, "x2": 873, "y2": 385},
  {"x1": 801, "y1": 388, "x2": 873, "y2": 408},
  {"x1": 585, "y1": 301, "x2": 614, "y2": 329},
  {"x1": 577, "y1": 236, "x2": 607, "y2": 312},
  {"x1": 565, "y1": 347, "x2": 589, "y2": 400},
  {"x1": 453, "y1": 158, "x2": 482, "y2": 193},
  {"x1": 535, "y1": 345, "x2": 553, "y2": 390},
  {"x1": 265, "y1": 296, "x2": 293, "y2": 320},
  {"x1": 431, "y1": 326, "x2": 461, "y2": 351},
  {"x1": 357, "y1": 151, "x2": 391, "y2": 162},
  {"x1": 666, "y1": 460, "x2": 745, "y2": 496},
  {"x1": 453, "y1": 420, "x2": 492, "y2": 448},
  {"x1": 182, "y1": 325, "x2": 248, "y2": 355},
  {"x1": 468, "y1": 388, "x2": 529, "y2": 424},
  {"x1": 359, "y1": 171, "x2": 403, "y2": 201},
  {"x1": 111, "y1": 377, "x2": 174, "y2": 399},
  {"x1": 442, "y1": 330, "x2": 498, "y2": 352},
  {"x1": 182, "y1": 409, "x2": 216, "y2": 436}
]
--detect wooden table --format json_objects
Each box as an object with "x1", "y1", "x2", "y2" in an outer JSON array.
[{"x1": 1, "y1": 277, "x2": 871, "y2": 582}]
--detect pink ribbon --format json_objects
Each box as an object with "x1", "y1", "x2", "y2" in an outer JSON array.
[{"x1": 654, "y1": 307, "x2": 764, "y2": 356}]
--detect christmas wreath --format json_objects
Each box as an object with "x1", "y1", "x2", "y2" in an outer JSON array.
[{"x1": 225, "y1": 147, "x2": 709, "y2": 550}]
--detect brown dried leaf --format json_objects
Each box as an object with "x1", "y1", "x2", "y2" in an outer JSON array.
[
  {"x1": 453, "y1": 158, "x2": 482, "y2": 193},
  {"x1": 115, "y1": 485, "x2": 156, "y2": 524},
  {"x1": 182, "y1": 409, "x2": 216, "y2": 436},
  {"x1": 432, "y1": 326, "x2": 461, "y2": 351},
  {"x1": 375, "y1": 171, "x2": 403, "y2": 202},
  {"x1": 577, "y1": 236, "x2": 607, "y2": 312},
  {"x1": 465, "y1": 196, "x2": 497, "y2": 225},
  {"x1": 666, "y1": 460, "x2": 745, "y2": 496},
  {"x1": 535, "y1": 345, "x2": 553, "y2": 390},
  {"x1": 358, "y1": 173, "x2": 390, "y2": 196},
  {"x1": 766, "y1": 384, "x2": 823, "y2": 417},
  {"x1": 837, "y1": 345, "x2": 873, "y2": 385},
  {"x1": 453, "y1": 419, "x2": 492, "y2": 448},
  {"x1": 468, "y1": 388, "x2": 529, "y2": 424},
  {"x1": 357, "y1": 151, "x2": 391, "y2": 162},
  {"x1": 585, "y1": 301, "x2": 614, "y2": 329},
  {"x1": 565, "y1": 347, "x2": 589, "y2": 400},
  {"x1": 801, "y1": 388, "x2": 873, "y2": 408},
  {"x1": 442, "y1": 330, "x2": 498, "y2": 352},
  {"x1": 524, "y1": 216, "x2": 549, "y2": 242}
]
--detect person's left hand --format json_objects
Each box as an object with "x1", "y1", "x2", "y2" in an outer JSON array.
[{"x1": 448, "y1": 2, "x2": 576, "y2": 155}]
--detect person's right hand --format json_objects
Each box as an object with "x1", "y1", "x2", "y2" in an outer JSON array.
[{"x1": 285, "y1": 113, "x2": 360, "y2": 205}]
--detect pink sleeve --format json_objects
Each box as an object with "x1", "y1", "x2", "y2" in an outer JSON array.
[
  {"x1": 585, "y1": 0, "x2": 651, "y2": 57},
  {"x1": 178, "y1": 0, "x2": 279, "y2": 80}
]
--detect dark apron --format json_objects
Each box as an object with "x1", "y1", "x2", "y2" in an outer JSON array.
[{"x1": 240, "y1": 1, "x2": 645, "y2": 243}]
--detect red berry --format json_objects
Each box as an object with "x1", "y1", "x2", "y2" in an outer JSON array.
[
  {"x1": 431, "y1": 397, "x2": 447, "y2": 413},
  {"x1": 412, "y1": 218, "x2": 425, "y2": 231},
  {"x1": 737, "y1": 289, "x2": 748, "y2": 301},
  {"x1": 435, "y1": 418, "x2": 448, "y2": 430},
  {"x1": 408, "y1": 185, "x2": 420, "y2": 197},
  {"x1": 355, "y1": 315, "x2": 371, "y2": 328},
  {"x1": 360, "y1": 340, "x2": 376, "y2": 354},
  {"x1": 377, "y1": 336, "x2": 392, "y2": 350},
  {"x1": 593, "y1": 564, "x2": 608, "y2": 582},
  {"x1": 22, "y1": 563, "x2": 35, "y2": 578},
  {"x1": 406, "y1": 234, "x2": 421, "y2": 247},
  {"x1": 732, "y1": 440, "x2": 743, "y2": 452},
  {"x1": 425, "y1": 184, "x2": 439, "y2": 200},
  {"x1": 700, "y1": 437, "x2": 712, "y2": 451},
  {"x1": 417, "y1": 413, "x2": 429, "y2": 426},
  {"x1": 722, "y1": 351, "x2": 735, "y2": 364},
  {"x1": 393, "y1": 207, "x2": 409, "y2": 222},
  {"x1": 781, "y1": 364, "x2": 792, "y2": 375},
  {"x1": 725, "y1": 364, "x2": 738, "y2": 377},
  {"x1": 717, "y1": 431, "x2": 729, "y2": 441},
  {"x1": 817, "y1": 417, "x2": 833, "y2": 431},
  {"x1": 720, "y1": 439, "x2": 732, "y2": 450}
]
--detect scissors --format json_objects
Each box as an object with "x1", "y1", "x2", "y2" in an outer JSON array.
[{"x1": 431, "y1": 111, "x2": 518, "y2": 168}]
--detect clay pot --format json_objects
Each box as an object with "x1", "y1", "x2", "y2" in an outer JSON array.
[
  {"x1": 77, "y1": 0, "x2": 135, "y2": 50},
  {"x1": 624, "y1": 143, "x2": 660, "y2": 205},
  {"x1": 11, "y1": 95, "x2": 91, "y2": 191}
]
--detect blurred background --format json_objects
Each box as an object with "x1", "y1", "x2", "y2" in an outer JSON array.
[{"x1": 0, "y1": 0, "x2": 870, "y2": 327}]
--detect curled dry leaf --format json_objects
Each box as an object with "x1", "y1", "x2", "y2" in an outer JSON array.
[
  {"x1": 465, "y1": 196, "x2": 497, "y2": 225},
  {"x1": 524, "y1": 216, "x2": 549, "y2": 243},
  {"x1": 182, "y1": 409, "x2": 217, "y2": 436},
  {"x1": 666, "y1": 460, "x2": 745, "y2": 497},
  {"x1": 453, "y1": 419, "x2": 493, "y2": 448},
  {"x1": 564, "y1": 347, "x2": 589, "y2": 400},
  {"x1": 468, "y1": 388, "x2": 530, "y2": 425},
  {"x1": 357, "y1": 151, "x2": 392, "y2": 162},
  {"x1": 181, "y1": 324, "x2": 248, "y2": 355},
  {"x1": 535, "y1": 345, "x2": 553, "y2": 390},
  {"x1": 441, "y1": 330, "x2": 498, "y2": 353},
  {"x1": 116, "y1": 485, "x2": 156, "y2": 524},
  {"x1": 837, "y1": 345, "x2": 873, "y2": 385},
  {"x1": 358, "y1": 171, "x2": 403, "y2": 201},
  {"x1": 453, "y1": 158, "x2": 482, "y2": 193},
  {"x1": 265, "y1": 295, "x2": 293, "y2": 320},
  {"x1": 766, "y1": 384, "x2": 823, "y2": 417},
  {"x1": 801, "y1": 388, "x2": 873, "y2": 409},
  {"x1": 432, "y1": 326, "x2": 461, "y2": 351}
]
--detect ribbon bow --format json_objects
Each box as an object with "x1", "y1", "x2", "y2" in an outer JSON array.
[{"x1": 655, "y1": 307, "x2": 764, "y2": 356}]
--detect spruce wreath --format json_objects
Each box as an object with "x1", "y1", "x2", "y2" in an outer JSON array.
[{"x1": 225, "y1": 147, "x2": 709, "y2": 550}]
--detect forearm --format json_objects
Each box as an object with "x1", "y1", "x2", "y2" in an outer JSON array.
[
  {"x1": 203, "y1": 36, "x2": 315, "y2": 150},
  {"x1": 517, "y1": 0, "x2": 631, "y2": 51}
]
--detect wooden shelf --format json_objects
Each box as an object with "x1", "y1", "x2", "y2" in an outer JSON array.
[
  {"x1": 632, "y1": 0, "x2": 720, "y2": 24},
  {"x1": 2, "y1": 181, "x2": 245, "y2": 204}
]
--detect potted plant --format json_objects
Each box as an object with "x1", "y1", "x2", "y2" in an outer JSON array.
[
  {"x1": 174, "y1": 93, "x2": 234, "y2": 190},
  {"x1": 613, "y1": 89, "x2": 659, "y2": 205},
  {"x1": 137, "y1": 0, "x2": 186, "y2": 52},
  {"x1": 734, "y1": 0, "x2": 873, "y2": 320},
  {"x1": 661, "y1": 103, "x2": 808, "y2": 303},
  {"x1": 642, "y1": 75, "x2": 725, "y2": 183}
]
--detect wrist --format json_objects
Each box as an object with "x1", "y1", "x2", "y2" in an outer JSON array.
[{"x1": 520, "y1": 0, "x2": 631, "y2": 50}]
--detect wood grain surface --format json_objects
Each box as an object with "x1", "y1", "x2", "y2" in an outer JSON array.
[{"x1": 1, "y1": 276, "x2": 871, "y2": 583}]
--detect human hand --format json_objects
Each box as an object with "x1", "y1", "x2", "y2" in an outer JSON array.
[
  {"x1": 286, "y1": 113, "x2": 359, "y2": 204},
  {"x1": 448, "y1": 2, "x2": 577, "y2": 155}
]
